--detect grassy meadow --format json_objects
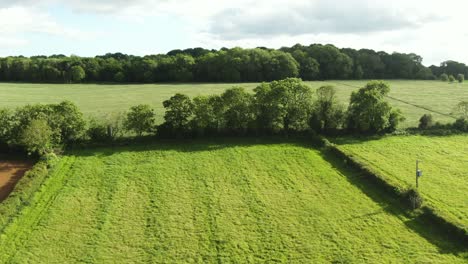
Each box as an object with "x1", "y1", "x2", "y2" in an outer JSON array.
[
  {"x1": 0, "y1": 80, "x2": 466, "y2": 127},
  {"x1": 335, "y1": 135, "x2": 468, "y2": 233},
  {"x1": 0, "y1": 139, "x2": 465, "y2": 262}
]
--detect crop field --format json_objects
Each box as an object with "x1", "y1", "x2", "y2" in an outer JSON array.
[
  {"x1": 0, "y1": 80, "x2": 466, "y2": 127},
  {"x1": 335, "y1": 135, "x2": 468, "y2": 233},
  {"x1": 0, "y1": 139, "x2": 465, "y2": 262}
]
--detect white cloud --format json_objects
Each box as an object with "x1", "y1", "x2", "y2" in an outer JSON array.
[{"x1": 0, "y1": 0, "x2": 466, "y2": 65}]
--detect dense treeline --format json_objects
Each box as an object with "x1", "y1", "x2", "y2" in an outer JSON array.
[
  {"x1": 1, "y1": 79, "x2": 466, "y2": 156},
  {"x1": 0, "y1": 44, "x2": 464, "y2": 83},
  {"x1": 0, "y1": 79, "x2": 402, "y2": 155}
]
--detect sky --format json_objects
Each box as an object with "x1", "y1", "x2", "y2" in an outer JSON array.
[{"x1": 0, "y1": 0, "x2": 466, "y2": 66}]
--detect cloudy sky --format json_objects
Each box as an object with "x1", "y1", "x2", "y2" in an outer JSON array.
[{"x1": 0, "y1": 0, "x2": 466, "y2": 65}]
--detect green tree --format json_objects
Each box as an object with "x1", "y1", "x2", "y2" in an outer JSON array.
[
  {"x1": 449, "y1": 75, "x2": 456, "y2": 83},
  {"x1": 70, "y1": 65, "x2": 86, "y2": 83},
  {"x1": 191, "y1": 95, "x2": 218, "y2": 135},
  {"x1": 347, "y1": 81, "x2": 404, "y2": 133},
  {"x1": 457, "y1": 74, "x2": 464, "y2": 83},
  {"x1": 418, "y1": 114, "x2": 433, "y2": 129},
  {"x1": 452, "y1": 101, "x2": 468, "y2": 119},
  {"x1": 220, "y1": 87, "x2": 255, "y2": 133},
  {"x1": 20, "y1": 118, "x2": 53, "y2": 155},
  {"x1": 439, "y1": 73, "x2": 449, "y2": 81},
  {"x1": 124, "y1": 104, "x2": 156, "y2": 136},
  {"x1": 162, "y1": 93, "x2": 193, "y2": 132},
  {"x1": 0, "y1": 108, "x2": 13, "y2": 144},
  {"x1": 254, "y1": 78, "x2": 313, "y2": 134},
  {"x1": 50, "y1": 101, "x2": 86, "y2": 143},
  {"x1": 309, "y1": 86, "x2": 345, "y2": 133}
]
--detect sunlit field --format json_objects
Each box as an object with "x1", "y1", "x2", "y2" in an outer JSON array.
[
  {"x1": 0, "y1": 140, "x2": 465, "y2": 262},
  {"x1": 0, "y1": 80, "x2": 466, "y2": 127},
  {"x1": 335, "y1": 134, "x2": 468, "y2": 233}
]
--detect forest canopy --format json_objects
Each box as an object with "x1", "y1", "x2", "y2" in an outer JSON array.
[{"x1": 0, "y1": 44, "x2": 465, "y2": 83}]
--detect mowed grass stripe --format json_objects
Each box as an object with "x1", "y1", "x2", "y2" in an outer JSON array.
[{"x1": 0, "y1": 141, "x2": 465, "y2": 262}]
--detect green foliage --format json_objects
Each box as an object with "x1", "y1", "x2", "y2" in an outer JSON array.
[
  {"x1": 20, "y1": 118, "x2": 53, "y2": 155},
  {"x1": 162, "y1": 93, "x2": 193, "y2": 132},
  {"x1": 254, "y1": 78, "x2": 313, "y2": 133},
  {"x1": 346, "y1": 81, "x2": 403, "y2": 133},
  {"x1": 49, "y1": 100, "x2": 86, "y2": 143},
  {"x1": 403, "y1": 188, "x2": 423, "y2": 209},
  {"x1": 418, "y1": 114, "x2": 434, "y2": 129},
  {"x1": 452, "y1": 101, "x2": 468, "y2": 119},
  {"x1": 0, "y1": 44, "x2": 444, "y2": 83},
  {"x1": 124, "y1": 104, "x2": 156, "y2": 136},
  {"x1": 0, "y1": 141, "x2": 464, "y2": 262},
  {"x1": 0, "y1": 108, "x2": 13, "y2": 143},
  {"x1": 448, "y1": 75, "x2": 456, "y2": 83},
  {"x1": 190, "y1": 95, "x2": 218, "y2": 135},
  {"x1": 69, "y1": 66, "x2": 85, "y2": 83},
  {"x1": 41, "y1": 152, "x2": 59, "y2": 168},
  {"x1": 309, "y1": 86, "x2": 345, "y2": 133},
  {"x1": 220, "y1": 87, "x2": 255, "y2": 133},
  {"x1": 457, "y1": 74, "x2": 465, "y2": 83},
  {"x1": 439, "y1": 73, "x2": 449, "y2": 81}
]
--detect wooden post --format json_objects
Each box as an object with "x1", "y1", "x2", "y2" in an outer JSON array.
[{"x1": 416, "y1": 160, "x2": 419, "y2": 188}]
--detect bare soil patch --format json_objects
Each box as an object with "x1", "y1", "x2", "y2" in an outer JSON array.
[{"x1": 0, "y1": 160, "x2": 33, "y2": 202}]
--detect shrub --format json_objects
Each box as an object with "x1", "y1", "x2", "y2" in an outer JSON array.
[
  {"x1": 448, "y1": 75, "x2": 456, "y2": 83},
  {"x1": 20, "y1": 118, "x2": 53, "y2": 156},
  {"x1": 124, "y1": 104, "x2": 156, "y2": 136},
  {"x1": 453, "y1": 118, "x2": 468, "y2": 132},
  {"x1": 41, "y1": 152, "x2": 59, "y2": 168},
  {"x1": 346, "y1": 81, "x2": 404, "y2": 133},
  {"x1": 403, "y1": 188, "x2": 423, "y2": 210},
  {"x1": 418, "y1": 114, "x2": 433, "y2": 129},
  {"x1": 309, "y1": 86, "x2": 345, "y2": 134},
  {"x1": 457, "y1": 74, "x2": 464, "y2": 83},
  {"x1": 439, "y1": 73, "x2": 449, "y2": 82},
  {"x1": 162, "y1": 93, "x2": 193, "y2": 133}
]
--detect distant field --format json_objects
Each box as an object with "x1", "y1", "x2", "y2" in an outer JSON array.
[
  {"x1": 0, "y1": 80, "x2": 466, "y2": 127},
  {"x1": 335, "y1": 135, "x2": 468, "y2": 232},
  {"x1": 0, "y1": 140, "x2": 465, "y2": 262}
]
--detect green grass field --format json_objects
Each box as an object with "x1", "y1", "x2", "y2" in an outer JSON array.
[
  {"x1": 0, "y1": 80, "x2": 466, "y2": 127},
  {"x1": 0, "y1": 139, "x2": 465, "y2": 262},
  {"x1": 335, "y1": 135, "x2": 468, "y2": 233}
]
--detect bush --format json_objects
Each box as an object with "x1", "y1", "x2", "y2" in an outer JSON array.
[
  {"x1": 403, "y1": 188, "x2": 423, "y2": 210},
  {"x1": 457, "y1": 74, "x2": 464, "y2": 83},
  {"x1": 309, "y1": 86, "x2": 345, "y2": 134},
  {"x1": 449, "y1": 75, "x2": 456, "y2": 83},
  {"x1": 20, "y1": 118, "x2": 53, "y2": 156},
  {"x1": 439, "y1": 73, "x2": 449, "y2": 82},
  {"x1": 162, "y1": 93, "x2": 194, "y2": 134},
  {"x1": 41, "y1": 152, "x2": 59, "y2": 168},
  {"x1": 453, "y1": 118, "x2": 468, "y2": 132},
  {"x1": 418, "y1": 114, "x2": 433, "y2": 129},
  {"x1": 346, "y1": 81, "x2": 404, "y2": 133},
  {"x1": 124, "y1": 104, "x2": 156, "y2": 136}
]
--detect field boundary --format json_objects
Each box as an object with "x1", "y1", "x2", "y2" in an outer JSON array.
[
  {"x1": 313, "y1": 135, "x2": 468, "y2": 244},
  {"x1": 0, "y1": 161, "x2": 48, "y2": 234},
  {"x1": 329, "y1": 81, "x2": 458, "y2": 120}
]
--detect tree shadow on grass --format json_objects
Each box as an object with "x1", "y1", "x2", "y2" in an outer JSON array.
[
  {"x1": 65, "y1": 136, "x2": 467, "y2": 257},
  {"x1": 318, "y1": 148, "x2": 467, "y2": 257},
  {"x1": 68, "y1": 136, "x2": 308, "y2": 158}
]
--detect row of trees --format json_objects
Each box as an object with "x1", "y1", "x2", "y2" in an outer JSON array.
[
  {"x1": 439, "y1": 73, "x2": 464, "y2": 83},
  {"x1": 0, "y1": 44, "x2": 455, "y2": 83},
  {"x1": 127, "y1": 79, "x2": 404, "y2": 138},
  {"x1": 0, "y1": 79, "x2": 406, "y2": 155}
]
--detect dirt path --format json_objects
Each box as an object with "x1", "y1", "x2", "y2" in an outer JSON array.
[{"x1": 0, "y1": 160, "x2": 34, "y2": 202}]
